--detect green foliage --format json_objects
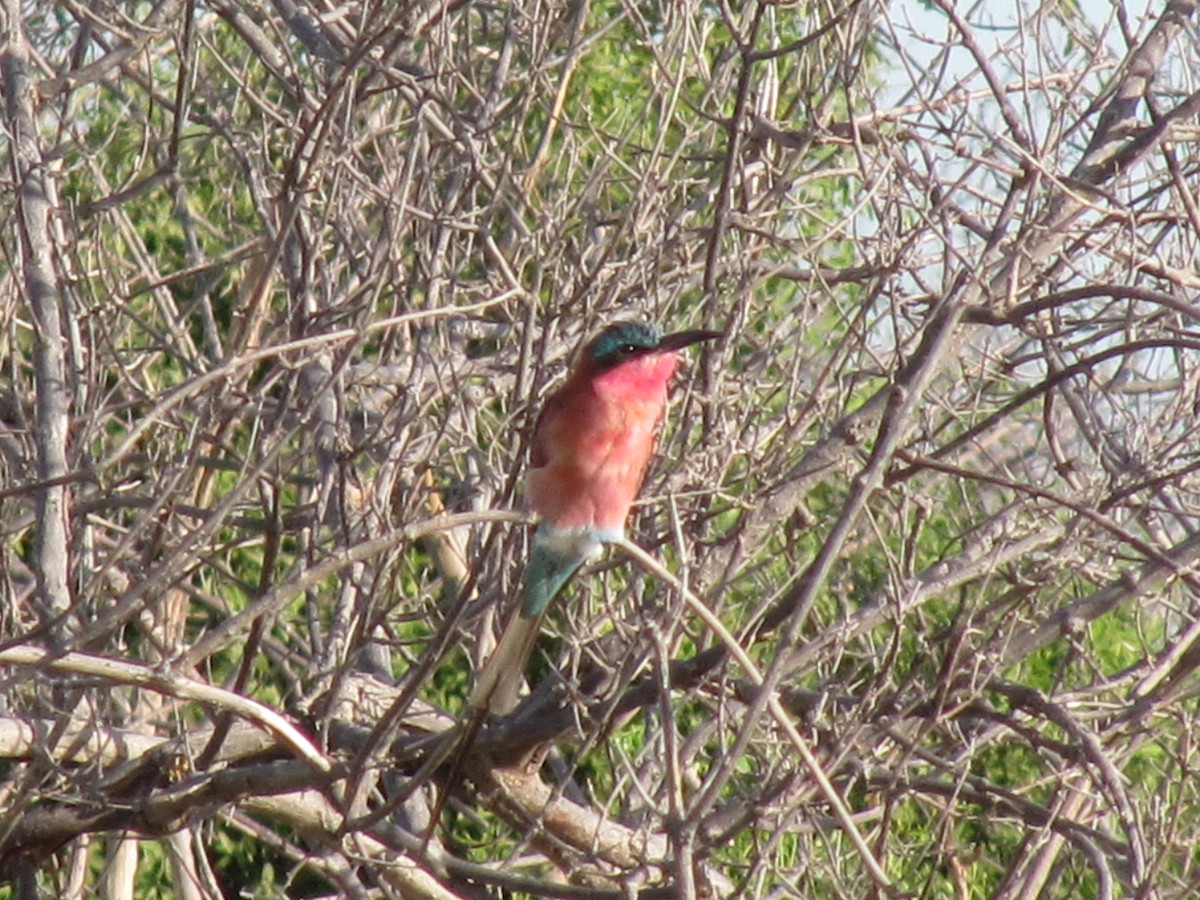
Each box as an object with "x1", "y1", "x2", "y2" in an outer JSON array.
[{"x1": 208, "y1": 826, "x2": 328, "y2": 897}]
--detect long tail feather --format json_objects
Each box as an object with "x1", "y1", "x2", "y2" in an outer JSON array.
[
  {"x1": 427, "y1": 529, "x2": 595, "y2": 844},
  {"x1": 523, "y1": 532, "x2": 589, "y2": 615},
  {"x1": 469, "y1": 533, "x2": 591, "y2": 713},
  {"x1": 469, "y1": 610, "x2": 545, "y2": 714}
]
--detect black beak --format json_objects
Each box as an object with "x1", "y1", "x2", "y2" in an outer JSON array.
[{"x1": 657, "y1": 329, "x2": 723, "y2": 352}]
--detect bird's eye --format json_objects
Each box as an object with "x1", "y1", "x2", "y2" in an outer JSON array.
[{"x1": 618, "y1": 343, "x2": 637, "y2": 356}]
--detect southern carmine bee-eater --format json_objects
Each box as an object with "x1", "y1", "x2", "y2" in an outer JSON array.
[{"x1": 470, "y1": 319, "x2": 722, "y2": 715}]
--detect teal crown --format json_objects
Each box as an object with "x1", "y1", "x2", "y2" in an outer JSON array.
[{"x1": 588, "y1": 321, "x2": 664, "y2": 370}]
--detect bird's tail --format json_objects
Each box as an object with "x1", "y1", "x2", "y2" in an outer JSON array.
[
  {"x1": 468, "y1": 537, "x2": 587, "y2": 714},
  {"x1": 469, "y1": 609, "x2": 545, "y2": 714},
  {"x1": 471, "y1": 531, "x2": 597, "y2": 715},
  {"x1": 523, "y1": 532, "x2": 590, "y2": 615},
  {"x1": 434, "y1": 533, "x2": 594, "y2": 843}
]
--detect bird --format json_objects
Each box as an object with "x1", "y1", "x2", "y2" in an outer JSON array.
[
  {"x1": 469, "y1": 319, "x2": 722, "y2": 715},
  {"x1": 419, "y1": 320, "x2": 720, "y2": 851}
]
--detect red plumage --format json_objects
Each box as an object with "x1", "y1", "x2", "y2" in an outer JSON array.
[{"x1": 527, "y1": 349, "x2": 681, "y2": 535}]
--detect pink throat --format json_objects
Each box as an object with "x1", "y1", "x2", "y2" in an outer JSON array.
[{"x1": 591, "y1": 351, "x2": 680, "y2": 401}]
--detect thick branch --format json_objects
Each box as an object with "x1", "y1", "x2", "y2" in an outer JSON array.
[{"x1": 3, "y1": 0, "x2": 72, "y2": 623}]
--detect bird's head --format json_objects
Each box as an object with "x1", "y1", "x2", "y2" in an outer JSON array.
[
  {"x1": 579, "y1": 320, "x2": 721, "y2": 400},
  {"x1": 586, "y1": 320, "x2": 721, "y2": 373}
]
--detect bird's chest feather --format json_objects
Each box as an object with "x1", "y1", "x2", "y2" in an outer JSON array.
[
  {"x1": 576, "y1": 397, "x2": 660, "y2": 477},
  {"x1": 527, "y1": 370, "x2": 672, "y2": 530}
]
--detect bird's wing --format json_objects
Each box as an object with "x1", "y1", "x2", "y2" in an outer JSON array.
[{"x1": 528, "y1": 383, "x2": 571, "y2": 470}]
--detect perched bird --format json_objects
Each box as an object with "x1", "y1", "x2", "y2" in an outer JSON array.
[
  {"x1": 421, "y1": 320, "x2": 720, "y2": 849},
  {"x1": 470, "y1": 320, "x2": 721, "y2": 714}
]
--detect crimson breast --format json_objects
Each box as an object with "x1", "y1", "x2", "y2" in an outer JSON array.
[{"x1": 526, "y1": 353, "x2": 678, "y2": 533}]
